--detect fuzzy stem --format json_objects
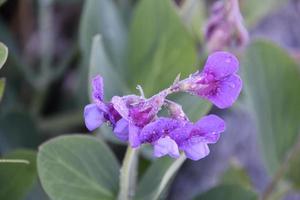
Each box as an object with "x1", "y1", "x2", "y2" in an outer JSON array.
[
  {"x1": 0, "y1": 159, "x2": 30, "y2": 164},
  {"x1": 118, "y1": 146, "x2": 139, "y2": 200}
]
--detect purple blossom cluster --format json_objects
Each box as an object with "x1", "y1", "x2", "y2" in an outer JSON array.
[{"x1": 84, "y1": 51, "x2": 242, "y2": 160}]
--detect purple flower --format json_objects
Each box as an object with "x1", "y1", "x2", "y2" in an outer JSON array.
[
  {"x1": 170, "y1": 115, "x2": 225, "y2": 160},
  {"x1": 111, "y1": 92, "x2": 166, "y2": 148},
  {"x1": 140, "y1": 114, "x2": 225, "y2": 160},
  {"x1": 84, "y1": 75, "x2": 122, "y2": 131},
  {"x1": 182, "y1": 51, "x2": 242, "y2": 109}
]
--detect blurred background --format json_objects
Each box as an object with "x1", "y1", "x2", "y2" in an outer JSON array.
[{"x1": 0, "y1": 0, "x2": 299, "y2": 200}]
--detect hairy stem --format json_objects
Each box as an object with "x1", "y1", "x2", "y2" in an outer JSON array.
[
  {"x1": 0, "y1": 159, "x2": 30, "y2": 164},
  {"x1": 118, "y1": 146, "x2": 139, "y2": 200}
]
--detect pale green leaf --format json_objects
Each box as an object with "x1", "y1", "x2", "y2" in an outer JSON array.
[
  {"x1": 241, "y1": 40, "x2": 300, "y2": 174},
  {"x1": 0, "y1": 42, "x2": 8, "y2": 69},
  {"x1": 37, "y1": 135, "x2": 120, "y2": 200},
  {"x1": 127, "y1": 0, "x2": 197, "y2": 96},
  {"x1": 0, "y1": 150, "x2": 37, "y2": 200}
]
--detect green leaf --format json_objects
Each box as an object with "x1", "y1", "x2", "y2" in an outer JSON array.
[
  {"x1": 193, "y1": 184, "x2": 258, "y2": 200},
  {"x1": 79, "y1": 0, "x2": 127, "y2": 70},
  {"x1": 127, "y1": 0, "x2": 197, "y2": 96},
  {"x1": 0, "y1": 150, "x2": 37, "y2": 200},
  {"x1": 0, "y1": 78, "x2": 5, "y2": 102},
  {"x1": 241, "y1": 0, "x2": 288, "y2": 27},
  {"x1": 135, "y1": 154, "x2": 186, "y2": 200},
  {"x1": 241, "y1": 40, "x2": 300, "y2": 174},
  {"x1": 179, "y1": 0, "x2": 206, "y2": 43},
  {"x1": 37, "y1": 135, "x2": 120, "y2": 200},
  {"x1": 0, "y1": 42, "x2": 8, "y2": 69},
  {"x1": 89, "y1": 35, "x2": 128, "y2": 101}
]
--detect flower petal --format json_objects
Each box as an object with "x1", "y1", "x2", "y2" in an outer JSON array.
[
  {"x1": 204, "y1": 51, "x2": 239, "y2": 79},
  {"x1": 207, "y1": 74, "x2": 242, "y2": 108},
  {"x1": 92, "y1": 75, "x2": 104, "y2": 102},
  {"x1": 194, "y1": 114, "x2": 226, "y2": 143},
  {"x1": 113, "y1": 118, "x2": 129, "y2": 141},
  {"x1": 153, "y1": 136, "x2": 180, "y2": 158},
  {"x1": 139, "y1": 117, "x2": 184, "y2": 143},
  {"x1": 111, "y1": 96, "x2": 129, "y2": 120},
  {"x1": 183, "y1": 142, "x2": 210, "y2": 161},
  {"x1": 128, "y1": 123, "x2": 141, "y2": 148},
  {"x1": 84, "y1": 104, "x2": 105, "y2": 131}
]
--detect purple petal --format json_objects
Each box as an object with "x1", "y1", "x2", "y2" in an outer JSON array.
[
  {"x1": 113, "y1": 118, "x2": 129, "y2": 141},
  {"x1": 207, "y1": 74, "x2": 242, "y2": 109},
  {"x1": 92, "y1": 75, "x2": 104, "y2": 102},
  {"x1": 204, "y1": 51, "x2": 239, "y2": 79},
  {"x1": 111, "y1": 96, "x2": 129, "y2": 120},
  {"x1": 153, "y1": 136, "x2": 180, "y2": 158},
  {"x1": 84, "y1": 104, "x2": 105, "y2": 131},
  {"x1": 139, "y1": 117, "x2": 184, "y2": 143},
  {"x1": 182, "y1": 142, "x2": 210, "y2": 161},
  {"x1": 128, "y1": 123, "x2": 141, "y2": 148},
  {"x1": 194, "y1": 114, "x2": 226, "y2": 143}
]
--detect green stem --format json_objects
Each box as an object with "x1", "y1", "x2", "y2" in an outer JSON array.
[
  {"x1": 118, "y1": 146, "x2": 139, "y2": 200},
  {"x1": 0, "y1": 159, "x2": 30, "y2": 164}
]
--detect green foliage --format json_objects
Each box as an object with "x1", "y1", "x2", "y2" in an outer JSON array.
[
  {"x1": 79, "y1": 0, "x2": 127, "y2": 70},
  {"x1": 127, "y1": 0, "x2": 197, "y2": 95},
  {"x1": 241, "y1": 0, "x2": 288, "y2": 27},
  {"x1": 37, "y1": 135, "x2": 120, "y2": 200},
  {"x1": 0, "y1": 78, "x2": 5, "y2": 102},
  {"x1": 241, "y1": 40, "x2": 300, "y2": 174},
  {"x1": 135, "y1": 155, "x2": 186, "y2": 200},
  {"x1": 179, "y1": 0, "x2": 206, "y2": 43},
  {"x1": 0, "y1": 42, "x2": 8, "y2": 69},
  {"x1": 193, "y1": 184, "x2": 258, "y2": 200},
  {"x1": 0, "y1": 150, "x2": 37, "y2": 200}
]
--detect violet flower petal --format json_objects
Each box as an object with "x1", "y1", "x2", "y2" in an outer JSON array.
[
  {"x1": 182, "y1": 142, "x2": 210, "y2": 161},
  {"x1": 113, "y1": 118, "x2": 129, "y2": 141},
  {"x1": 139, "y1": 117, "x2": 184, "y2": 143},
  {"x1": 128, "y1": 123, "x2": 141, "y2": 148},
  {"x1": 84, "y1": 103, "x2": 105, "y2": 131},
  {"x1": 153, "y1": 136, "x2": 180, "y2": 158},
  {"x1": 207, "y1": 74, "x2": 242, "y2": 109},
  {"x1": 92, "y1": 75, "x2": 104, "y2": 102},
  {"x1": 204, "y1": 51, "x2": 239, "y2": 79},
  {"x1": 111, "y1": 96, "x2": 129, "y2": 120},
  {"x1": 194, "y1": 114, "x2": 226, "y2": 143}
]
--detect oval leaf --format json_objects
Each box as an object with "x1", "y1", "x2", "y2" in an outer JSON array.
[
  {"x1": 37, "y1": 135, "x2": 120, "y2": 200},
  {"x1": 0, "y1": 150, "x2": 37, "y2": 200},
  {"x1": 0, "y1": 42, "x2": 8, "y2": 69},
  {"x1": 241, "y1": 40, "x2": 300, "y2": 173},
  {"x1": 127, "y1": 0, "x2": 197, "y2": 95}
]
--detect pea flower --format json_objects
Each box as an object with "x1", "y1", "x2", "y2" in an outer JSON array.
[
  {"x1": 111, "y1": 92, "x2": 166, "y2": 148},
  {"x1": 84, "y1": 75, "x2": 121, "y2": 131},
  {"x1": 84, "y1": 51, "x2": 241, "y2": 161},
  {"x1": 179, "y1": 51, "x2": 242, "y2": 109},
  {"x1": 140, "y1": 115, "x2": 225, "y2": 160}
]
